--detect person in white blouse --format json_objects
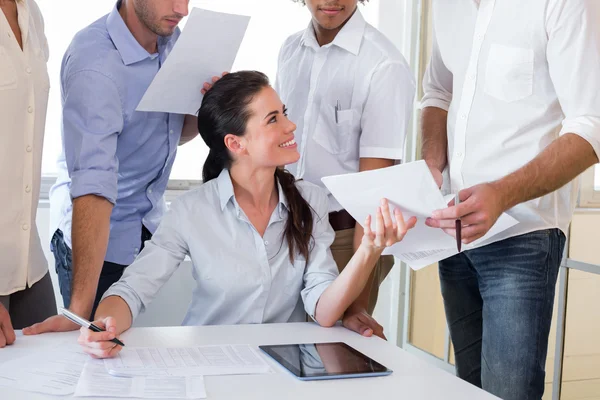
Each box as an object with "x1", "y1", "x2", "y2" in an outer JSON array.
[
  {"x1": 275, "y1": 0, "x2": 415, "y2": 331},
  {"x1": 0, "y1": 0, "x2": 55, "y2": 348},
  {"x1": 77, "y1": 71, "x2": 416, "y2": 358},
  {"x1": 422, "y1": 1, "x2": 600, "y2": 399}
]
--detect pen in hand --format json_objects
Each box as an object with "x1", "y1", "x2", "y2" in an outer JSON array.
[
  {"x1": 455, "y1": 193, "x2": 462, "y2": 252},
  {"x1": 60, "y1": 308, "x2": 125, "y2": 347}
]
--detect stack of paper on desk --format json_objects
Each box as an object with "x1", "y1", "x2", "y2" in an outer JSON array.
[
  {"x1": 75, "y1": 360, "x2": 207, "y2": 399},
  {"x1": 104, "y1": 345, "x2": 272, "y2": 377},
  {"x1": 0, "y1": 345, "x2": 87, "y2": 396},
  {"x1": 136, "y1": 8, "x2": 251, "y2": 115},
  {"x1": 322, "y1": 160, "x2": 519, "y2": 270}
]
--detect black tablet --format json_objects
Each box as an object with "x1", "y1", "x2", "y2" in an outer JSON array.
[{"x1": 259, "y1": 342, "x2": 392, "y2": 381}]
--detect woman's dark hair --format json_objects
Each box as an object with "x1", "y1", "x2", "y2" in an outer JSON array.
[{"x1": 198, "y1": 71, "x2": 314, "y2": 263}]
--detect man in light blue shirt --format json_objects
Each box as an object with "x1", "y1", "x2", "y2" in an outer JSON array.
[{"x1": 23, "y1": 0, "x2": 197, "y2": 334}]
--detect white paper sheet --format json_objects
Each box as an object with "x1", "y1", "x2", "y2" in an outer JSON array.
[
  {"x1": 0, "y1": 345, "x2": 87, "y2": 395},
  {"x1": 104, "y1": 345, "x2": 271, "y2": 377},
  {"x1": 75, "y1": 360, "x2": 206, "y2": 399},
  {"x1": 136, "y1": 8, "x2": 250, "y2": 115},
  {"x1": 321, "y1": 160, "x2": 519, "y2": 270}
]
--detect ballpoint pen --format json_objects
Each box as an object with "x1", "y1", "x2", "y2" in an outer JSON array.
[
  {"x1": 335, "y1": 100, "x2": 340, "y2": 123},
  {"x1": 60, "y1": 307, "x2": 125, "y2": 347},
  {"x1": 455, "y1": 193, "x2": 462, "y2": 252}
]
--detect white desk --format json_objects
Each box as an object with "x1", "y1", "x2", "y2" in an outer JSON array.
[{"x1": 0, "y1": 323, "x2": 498, "y2": 399}]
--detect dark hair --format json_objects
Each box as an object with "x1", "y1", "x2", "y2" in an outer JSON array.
[{"x1": 197, "y1": 71, "x2": 314, "y2": 263}]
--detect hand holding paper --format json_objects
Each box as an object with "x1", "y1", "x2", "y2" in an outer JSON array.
[
  {"x1": 136, "y1": 8, "x2": 250, "y2": 115},
  {"x1": 360, "y1": 198, "x2": 417, "y2": 252},
  {"x1": 322, "y1": 161, "x2": 519, "y2": 270},
  {"x1": 427, "y1": 182, "x2": 510, "y2": 244}
]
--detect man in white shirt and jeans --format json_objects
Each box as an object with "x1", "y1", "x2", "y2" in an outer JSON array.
[
  {"x1": 0, "y1": 0, "x2": 55, "y2": 347},
  {"x1": 422, "y1": 1, "x2": 600, "y2": 399},
  {"x1": 276, "y1": 0, "x2": 415, "y2": 336}
]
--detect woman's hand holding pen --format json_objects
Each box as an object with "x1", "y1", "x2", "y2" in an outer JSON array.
[
  {"x1": 360, "y1": 198, "x2": 417, "y2": 254},
  {"x1": 78, "y1": 316, "x2": 123, "y2": 359}
]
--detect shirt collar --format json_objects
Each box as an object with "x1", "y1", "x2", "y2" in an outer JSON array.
[
  {"x1": 106, "y1": 1, "x2": 172, "y2": 66},
  {"x1": 217, "y1": 169, "x2": 289, "y2": 214},
  {"x1": 301, "y1": 8, "x2": 366, "y2": 56}
]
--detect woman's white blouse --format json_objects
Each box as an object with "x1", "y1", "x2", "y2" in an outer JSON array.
[{"x1": 103, "y1": 169, "x2": 339, "y2": 325}]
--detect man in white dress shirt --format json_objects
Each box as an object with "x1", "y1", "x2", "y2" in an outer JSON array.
[
  {"x1": 276, "y1": 0, "x2": 415, "y2": 334},
  {"x1": 422, "y1": 1, "x2": 600, "y2": 398},
  {"x1": 0, "y1": 0, "x2": 56, "y2": 347}
]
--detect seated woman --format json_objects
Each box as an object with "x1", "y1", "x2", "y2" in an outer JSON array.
[{"x1": 77, "y1": 71, "x2": 416, "y2": 359}]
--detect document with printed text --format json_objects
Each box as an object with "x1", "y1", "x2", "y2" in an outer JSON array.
[
  {"x1": 75, "y1": 360, "x2": 206, "y2": 399},
  {"x1": 0, "y1": 345, "x2": 87, "y2": 396},
  {"x1": 104, "y1": 345, "x2": 271, "y2": 377}
]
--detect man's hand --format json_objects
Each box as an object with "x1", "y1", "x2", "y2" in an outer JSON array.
[
  {"x1": 0, "y1": 304, "x2": 16, "y2": 348},
  {"x1": 426, "y1": 182, "x2": 506, "y2": 243},
  {"x1": 200, "y1": 71, "x2": 228, "y2": 95},
  {"x1": 342, "y1": 307, "x2": 386, "y2": 339},
  {"x1": 22, "y1": 314, "x2": 79, "y2": 335}
]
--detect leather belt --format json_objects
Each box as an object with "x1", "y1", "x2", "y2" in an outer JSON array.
[{"x1": 328, "y1": 209, "x2": 355, "y2": 231}]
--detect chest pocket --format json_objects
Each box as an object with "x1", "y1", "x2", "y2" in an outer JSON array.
[
  {"x1": 0, "y1": 47, "x2": 18, "y2": 90},
  {"x1": 313, "y1": 104, "x2": 359, "y2": 155},
  {"x1": 484, "y1": 44, "x2": 534, "y2": 103},
  {"x1": 284, "y1": 257, "x2": 306, "y2": 296}
]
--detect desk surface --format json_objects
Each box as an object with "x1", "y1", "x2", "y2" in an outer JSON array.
[{"x1": 0, "y1": 323, "x2": 498, "y2": 400}]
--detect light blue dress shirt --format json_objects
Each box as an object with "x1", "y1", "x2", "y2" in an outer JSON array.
[
  {"x1": 49, "y1": 2, "x2": 185, "y2": 265},
  {"x1": 103, "y1": 170, "x2": 340, "y2": 326}
]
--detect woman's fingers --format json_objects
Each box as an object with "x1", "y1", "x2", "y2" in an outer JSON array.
[
  {"x1": 363, "y1": 214, "x2": 373, "y2": 240},
  {"x1": 375, "y1": 206, "x2": 385, "y2": 247}
]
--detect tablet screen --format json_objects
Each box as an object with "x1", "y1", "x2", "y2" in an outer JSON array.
[{"x1": 259, "y1": 343, "x2": 391, "y2": 378}]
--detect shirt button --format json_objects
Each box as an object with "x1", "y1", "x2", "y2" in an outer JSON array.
[
  {"x1": 169, "y1": 130, "x2": 174, "y2": 134},
  {"x1": 264, "y1": 241, "x2": 269, "y2": 246},
  {"x1": 26, "y1": 67, "x2": 32, "y2": 74},
  {"x1": 26, "y1": 145, "x2": 32, "y2": 152},
  {"x1": 134, "y1": 248, "x2": 139, "y2": 253},
  {"x1": 456, "y1": 152, "x2": 463, "y2": 158},
  {"x1": 28, "y1": 106, "x2": 34, "y2": 113},
  {"x1": 25, "y1": 185, "x2": 31, "y2": 193},
  {"x1": 22, "y1": 224, "x2": 29, "y2": 231},
  {"x1": 148, "y1": 189, "x2": 153, "y2": 194},
  {"x1": 460, "y1": 114, "x2": 467, "y2": 120}
]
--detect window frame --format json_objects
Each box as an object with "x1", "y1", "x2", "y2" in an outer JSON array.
[{"x1": 578, "y1": 166, "x2": 600, "y2": 208}]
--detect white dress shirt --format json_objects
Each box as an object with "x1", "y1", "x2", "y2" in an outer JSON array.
[
  {"x1": 422, "y1": 0, "x2": 600, "y2": 240},
  {"x1": 276, "y1": 9, "x2": 415, "y2": 212},
  {"x1": 0, "y1": 0, "x2": 50, "y2": 295},
  {"x1": 103, "y1": 170, "x2": 339, "y2": 326}
]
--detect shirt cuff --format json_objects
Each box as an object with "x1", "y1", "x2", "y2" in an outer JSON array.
[
  {"x1": 302, "y1": 280, "x2": 333, "y2": 321},
  {"x1": 70, "y1": 169, "x2": 118, "y2": 204},
  {"x1": 560, "y1": 116, "x2": 600, "y2": 161},
  {"x1": 419, "y1": 97, "x2": 451, "y2": 112},
  {"x1": 101, "y1": 282, "x2": 145, "y2": 321},
  {"x1": 359, "y1": 146, "x2": 404, "y2": 160}
]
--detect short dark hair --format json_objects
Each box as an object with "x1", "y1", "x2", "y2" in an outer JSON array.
[{"x1": 291, "y1": 0, "x2": 369, "y2": 4}]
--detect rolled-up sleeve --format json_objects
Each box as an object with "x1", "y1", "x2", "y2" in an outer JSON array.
[
  {"x1": 62, "y1": 70, "x2": 123, "y2": 203},
  {"x1": 546, "y1": 0, "x2": 600, "y2": 160},
  {"x1": 301, "y1": 187, "x2": 339, "y2": 320},
  {"x1": 102, "y1": 200, "x2": 189, "y2": 320},
  {"x1": 359, "y1": 61, "x2": 415, "y2": 160},
  {"x1": 420, "y1": 24, "x2": 453, "y2": 112}
]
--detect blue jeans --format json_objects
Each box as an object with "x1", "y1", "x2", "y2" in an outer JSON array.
[
  {"x1": 439, "y1": 229, "x2": 565, "y2": 400},
  {"x1": 51, "y1": 227, "x2": 152, "y2": 319}
]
